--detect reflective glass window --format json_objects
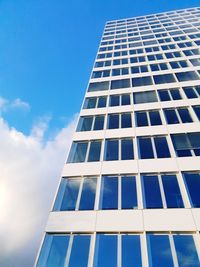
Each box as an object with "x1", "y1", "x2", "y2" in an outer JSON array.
[
  {"x1": 93, "y1": 116, "x2": 104, "y2": 130},
  {"x1": 79, "y1": 178, "x2": 97, "y2": 210},
  {"x1": 122, "y1": 235, "x2": 142, "y2": 267},
  {"x1": 183, "y1": 172, "x2": 200, "y2": 207},
  {"x1": 121, "y1": 176, "x2": 137, "y2": 209},
  {"x1": 83, "y1": 98, "x2": 96, "y2": 109},
  {"x1": 122, "y1": 94, "x2": 130, "y2": 105},
  {"x1": 154, "y1": 74, "x2": 176, "y2": 84},
  {"x1": 110, "y1": 95, "x2": 120, "y2": 106},
  {"x1": 105, "y1": 139, "x2": 119, "y2": 161},
  {"x1": 176, "y1": 71, "x2": 199, "y2": 82},
  {"x1": 164, "y1": 109, "x2": 179, "y2": 124},
  {"x1": 158, "y1": 90, "x2": 171, "y2": 101},
  {"x1": 98, "y1": 96, "x2": 107, "y2": 108},
  {"x1": 100, "y1": 176, "x2": 118, "y2": 209},
  {"x1": 138, "y1": 137, "x2": 154, "y2": 159},
  {"x1": 149, "y1": 111, "x2": 162, "y2": 125},
  {"x1": 121, "y1": 113, "x2": 132, "y2": 128},
  {"x1": 132, "y1": 76, "x2": 153, "y2": 86},
  {"x1": 67, "y1": 142, "x2": 88, "y2": 163},
  {"x1": 111, "y1": 79, "x2": 130, "y2": 89},
  {"x1": 77, "y1": 117, "x2": 93, "y2": 131},
  {"x1": 193, "y1": 106, "x2": 200, "y2": 120},
  {"x1": 88, "y1": 81, "x2": 109, "y2": 92},
  {"x1": 133, "y1": 91, "x2": 157, "y2": 104},
  {"x1": 88, "y1": 141, "x2": 101, "y2": 162},
  {"x1": 121, "y1": 139, "x2": 134, "y2": 160},
  {"x1": 178, "y1": 108, "x2": 193, "y2": 123},
  {"x1": 108, "y1": 114, "x2": 119, "y2": 129},
  {"x1": 136, "y1": 112, "x2": 148, "y2": 126},
  {"x1": 154, "y1": 136, "x2": 171, "y2": 158}
]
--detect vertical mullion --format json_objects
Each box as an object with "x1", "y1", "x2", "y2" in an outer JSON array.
[
  {"x1": 64, "y1": 235, "x2": 74, "y2": 267},
  {"x1": 169, "y1": 234, "x2": 179, "y2": 267},
  {"x1": 158, "y1": 174, "x2": 167, "y2": 208},
  {"x1": 75, "y1": 177, "x2": 84, "y2": 210}
]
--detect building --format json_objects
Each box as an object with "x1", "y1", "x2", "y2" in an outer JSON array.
[{"x1": 35, "y1": 7, "x2": 200, "y2": 266}]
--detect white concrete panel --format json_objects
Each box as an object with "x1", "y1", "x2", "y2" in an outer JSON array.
[
  {"x1": 73, "y1": 131, "x2": 105, "y2": 141},
  {"x1": 136, "y1": 126, "x2": 167, "y2": 136},
  {"x1": 105, "y1": 128, "x2": 135, "y2": 139},
  {"x1": 62, "y1": 162, "x2": 102, "y2": 177},
  {"x1": 143, "y1": 209, "x2": 196, "y2": 231},
  {"x1": 138, "y1": 158, "x2": 179, "y2": 173},
  {"x1": 192, "y1": 209, "x2": 200, "y2": 231},
  {"x1": 167, "y1": 123, "x2": 200, "y2": 134},
  {"x1": 95, "y1": 210, "x2": 143, "y2": 231},
  {"x1": 101, "y1": 160, "x2": 138, "y2": 174},
  {"x1": 46, "y1": 211, "x2": 96, "y2": 232},
  {"x1": 177, "y1": 157, "x2": 200, "y2": 171}
]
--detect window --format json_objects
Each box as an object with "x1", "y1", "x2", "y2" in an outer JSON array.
[
  {"x1": 88, "y1": 81, "x2": 109, "y2": 92},
  {"x1": 108, "y1": 114, "x2": 119, "y2": 129},
  {"x1": 136, "y1": 110, "x2": 162, "y2": 126},
  {"x1": 53, "y1": 177, "x2": 97, "y2": 211},
  {"x1": 175, "y1": 71, "x2": 199, "y2": 82},
  {"x1": 132, "y1": 76, "x2": 153, "y2": 87},
  {"x1": 77, "y1": 117, "x2": 93, "y2": 131},
  {"x1": 95, "y1": 60, "x2": 111, "y2": 68},
  {"x1": 183, "y1": 172, "x2": 200, "y2": 207},
  {"x1": 183, "y1": 86, "x2": 200, "y2": 99},
  {"x1": 113, "y1": 58, "x2": 128, "y2": 65},
  {"x1": 142, "y1": 174, "x2": 183, "y2": 208},
  {"x1": 92, "y1": 70, "x2": 110, "y2": 78},
  {"x1": 171, "y1": 133, "x2": 200, "y2": 157},
  {"x1": 150, "y1": 63, "x2": 168, "y2": 71},
  {"x1": 193, "y1": 106, "x2": 200, "y2": 120},
  {"x1": 122, "y1": 235, "x2": 142, "y2": 267},
  {"x1": 100, "y1": 176, "x2": 118, "y2": 209},
  {"x1": 158, "y1": 88, "x2": 182, "y2": 101},
  {"x1": 131, "y1": 65, "x2": 149, "y2": 73},
  {"x1": 37, "y1": 234, "x2": 91, "y2": 267},
  {"x1": 164, "y1": 108, "x2": 193, "y2": 124},
  {"x1": 104, "y1": 139, "x2": 134, "y2": 161},
  {"x1": 67, "y1": 140, "x2": 102, "y2": 163},
  {"x1": 170, "y1": 60, "x2": 189, "y2": 69},
  {"x1": 138, "y1": 136, "x2": 170, "y2": 159},
  {"x1": 112, "y1": 68, "x2": 129, "y2": 76},
  {"x1": 110, "y1": 95, "x2": 120, "y2": 106},
  {"x1": 121, "y1": 176, "x2": 137, "y2": 209},
  {"x1": 153, "y1": 74, "x2": 176, "y2": 84},
  {"x1": 97, "y1": 96, "x2": 107, "y2": 108},
  {"x1": 111, "y1": 79, "x2": 130, "y2": 90},
  {"x1": 122, "y1": 94, "x2": 131, "y2": 105},
  {"x1": 83, "y1": 97, "x2": 97, "y2": 109},
  {"x1": 133, "y1": 91, "x2": 158, "y2": 104}
]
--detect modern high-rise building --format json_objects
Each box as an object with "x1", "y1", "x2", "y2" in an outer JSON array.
[{"x1": 35, "y1": 7, "x2": 200, "y2": 267}]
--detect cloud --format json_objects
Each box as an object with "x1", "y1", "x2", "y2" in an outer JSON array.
[
  {"x1": 0, "y1": 96, "x2": 30, "y2": 113},
  {"x1": 0, "y1": 114, "x2": 78, "y2": 267}
]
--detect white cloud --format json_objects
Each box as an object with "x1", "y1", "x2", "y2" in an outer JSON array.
[
  {"x1": 11, "y1": 98, "x2": 30, "y2": 111},
  {"x1": 0, "y1": 114, "x2": 78, "y2": 267},
  {"x1": 0, "y1": 96, "x2": 30, "y2": 113}
]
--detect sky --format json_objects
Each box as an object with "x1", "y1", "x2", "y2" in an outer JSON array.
[{"x1": 0, "y1": 0, "x2": 199, "y2": 266}]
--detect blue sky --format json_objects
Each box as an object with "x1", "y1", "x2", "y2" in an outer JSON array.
[
  {"x1": 0, "y1": 0, "x2": 199, "y2": 137},
  {"x1": 0, "y1": 0, "x2": 200, "y2": 266}
]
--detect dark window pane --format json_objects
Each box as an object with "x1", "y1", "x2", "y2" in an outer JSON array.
[
  {"x1": 134, "y1": 91, "x2": 157, "y2": 104},
  {"x1": 93, "y1": 116, "x2": 104, "y2": 130},
  {"x1": 111, "y1": 79, "x2": 130, "y2": 89},
  {"x1": 88, "y1": 141, "x2": 101, "y2": 162},
  {"x1": 121, "y1": 176, "x2": 137, "y2": 209},
  {"x1": 98, "y1": 96, "x2": 107, "y2": 108},
  {"x1": 149, "y1": 111, "x2": 162, "y2": 125},
  {"x1": 147, "y1": 234, "x2": 174, "y2": 267},
  {"x1": 183, "y1": 88, "x2": 198, "y2": 99},
  {"x1": 171, "y1": 134, "x2": 192, "y2": 157},
  {"x1": 88, "y1": 81, "x2": 109, "y2": 92},
  {"x1": 121, "y1": 113, "x2": 132, "y2": 128},
  {"x1": 121, "y1": 139, "x2": 134, "y2": 160},
  {"x1": 67, "y1": 142, "x2": 88, "y2": 163},
  {"x1": 69, "y1": 235, "x2": 90, "y2": 267},
  {"x1": 138, "y1": 138, "x2": 154, "y2": 159},
  {"x1": 193, "y1": 106, "x2": 200, "y2": 120},
  {"x1": 178, "y1": 108, "x2": 193, "y2": 123},
  {"x1": 37, "y1": 235, "x2": 69, "y2": 267},
  {"x1": 60, "y1": 179, "x2": 80, "y2": 211},
  {"x1": 164, "y1": 109, "x2": 179, "y2": 124},
  {"x1": 84, "y1": 98, "x2": 96, "y2": 109},
  {"x1": 162, "y1": 175, "x2": 184, "y2": 208},
  {"x1": 108, "y1": 114, "x2": 119, "y2": 129},
  {"x1": 176, "y1": 71, "x2": 199, "y2": 82},
  {"x1": 158, "y1": 90, "x2": 171, "y2": 101},
  {"x1": 105, "y1": 139, "x2": 119, "y2": 161},
  {"x1": 154, "y1": 136, "x2": 171, "y2": 158},
  {"x1": 77, "y1": 117, "x2": 93, "y2": 131},
  {"x1": 154, "y1": 74, "x2": 176, "y2": 84},
  {"x1": 122, "y1": 94, "x2": 130, "y2": 105},
  {"x1": 122, "y1": 235, "x2": 142, "y2": 267},
  {"x1": 136, "y1": 112, "x2": 148, "y2": 127},
  {"x1": 132, "y1": 76, "x2": 153, "y2": 86},
  {"x1": 110, "y1": 95, "x2": 120, "y2": 106},
  {"x1": 94, "y1": 234, "x2": 117, "y2": 267},
  {"x1": 142, "y1": 175, "x2": 163, "y2": 208},
  {"x1": 173, "y1": 235, "x2": 200, "y2": 267},
  {"x1": 79, "y1": 178, "x2": 97, "y2": 210},
  {"x1": 184, "y1": 173, "x2": 200, "y2": 207},
  {"x1": 171, "y1": 89, "x2": 182, "y2": 100},
  {"x1": 100, "y1": 176, "x2": 118, "y2": 209}
]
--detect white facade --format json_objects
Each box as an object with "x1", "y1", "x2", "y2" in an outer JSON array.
[{"x1": 36, "y1": 7, "x2": 200, "y2": 267}]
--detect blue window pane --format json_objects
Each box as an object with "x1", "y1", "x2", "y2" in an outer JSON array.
[
  {"x1": 121, "y1": 113, "x2": 132, "y2": 128},
  {"x1": 154, "y1": 74, "x2": 176, "y2": 84},
  {"x1": 154, "y1": 136, "x2": 171, "y2": 158},
  {"x1": 79, "y1": 178, "x2": 97, "y2": 210},
  {"x1": 149, "y1": 111, "x2": 162, "y2": 125},
  {"x1": 183, "y1": 88, "x2": 198, "y2": 99},
  {"x1": 97, "y1": 96, "x2": 107, "y2": 108},
  {"x1": 138, "y1": 138, "x2": 154, "y2": 159},
  {"x1": 164, "y1": 109, "x2": 179, "y2": 124},
  {"x1": 83, "y1": 98, "x2": 96, "y2": 109},
  {"x1": 136, "y1": 112, "x2": 148, "y2": 127},
  {"x1": 77, "y1": 117, "x2": 93, "y2": 131},
  {"x1": 59, "y1": 178, "x2": 81, "y2": 211},
  {"x1": 122, "y1": 94, "x2": 130, "y2": 105},
  {"x1": 176, "y1": 71, "x2": 199, "y2": 82},
  {"x1": 183, "y1": 173, "x2": 200, "y2": 207},
  {"x1": 178, "y1": 108, "x2": 193, "y2": 123},
  {"x1": 132, "y1": 76, "x2": 153, "y2": 86},
  {"x1": 88, "y1": 81, "x2": 109, "y2": 92},
  {"x1": 122, "y1": 235, "x2": 142, "y2": 267},
  {"x1": 173, "y1": 235, "x2": 200, "y2": 267},
  {"x1": 142, "y1": 175, "x2": 163, "y2": 208},
  {"x1": 122, "y1": 176, "x2": 137, "y2": 209},
  {"x1": 100, "y1": 176, "x2": 118, "y2": 209},
  {"x1": 110, "y1": 95, "x2": 120, "y2": 106},
  {"x1": 93, "y1": 116, "x2": 104, "y2": 130},
  {"x1": 67, "y1": 142, "x2": 88, "y2": 163},
  {"x1": 37, "y1": 235, "x2": 69, "y2": 267},
  {"x1": 134, "y1": 91, "x2": 157, "y2": 104},
  {"x1": 111, "y1": 79, "x2": 130, "y2": 90},
  {"x1": 171, "y1": 89, "x2": 182, "y2": 100},
  {"x1": 88, "y1": 141, "x2": 101, "y2": 162},
  {"x1": 105, "y1": 139, "x2": 119, "y2": 161},
  {"x1": 94, "y1": 234, "x2": 117, "y2": 267},
  {"x1": 162, "y1": 175, "x2": 184, "y2": 208},
  {"x1": 121, "y1": 139, "x2": 134, "y2": 160},
  {"x1": 158, "y1": 90, "x2": 171, "y2": 101},
  {"x1": 147, "y1": 234, "x2": 174, "y2": 267},
  {"x1": 69, "y1": 235, "x2": 91, "y2": 267},
  {"x1": 193, "y1": 106, "x2": 200, "y2": 120},
  {"x1": 108, "y1": 114, "x2": 119, "y2": 129}
]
